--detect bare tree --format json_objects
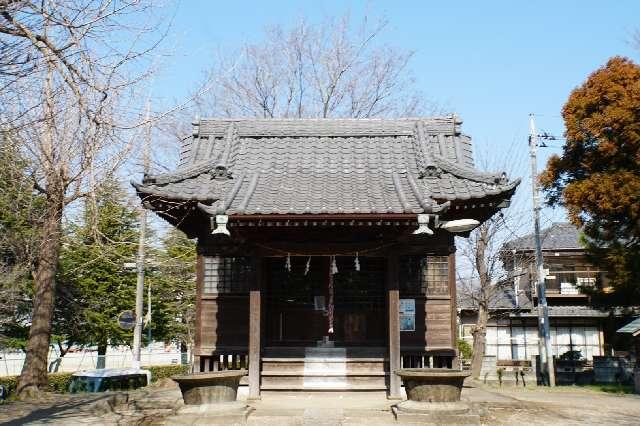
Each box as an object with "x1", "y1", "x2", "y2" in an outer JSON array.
[
  {"x1": 195, "y1": 14, "x2": 434, "y2": 119},
  {"x1": 456, "y1": 144, "x2": 532, "y2": 378},
  {"x1": 457, "y1": 212, "x2": 534, "y2": 377},
  {"x1": 0, "y1": 0, "x2": 165, "y2": 397}
]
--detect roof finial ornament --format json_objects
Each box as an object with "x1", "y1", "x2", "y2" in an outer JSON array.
[
  {"x1": 210, "y1": 123, "x2": 236, "y2": 180},
  {"x1": 192, "y1": 114, "x2": 200, "y2": 137},
  {"x1": 496, "y1": 172, "x2": 509, "y2": 185},
  {"x1": 415, "y1": 121, "x2": 442, "y2": 179},
  {"x1": 420, "y1": 164, "x2": 443, "y2": 178}
]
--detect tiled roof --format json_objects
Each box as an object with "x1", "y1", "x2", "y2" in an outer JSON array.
[
  {"x1": 134, "y1": 117, "x2": 519, "y2": 216},
  {"x1": 504, "y1": 223, "x2": 582, "y2": 252},
  {"x1": 510, "y1": 305, "x2": 609, "y2": 318},
  {"x1": 458, "y1": 285, "x2": 532, "y2": 311},
  {"x1": 617, "y1": 317, "x2": 640, "y2": 335},
  {"x1": 459, "y1": 288, "x2": 607, "y2": 318}
]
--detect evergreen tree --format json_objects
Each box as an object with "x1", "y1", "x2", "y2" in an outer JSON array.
[
  {"x1": 148, "y1": 229, "x2": 196, "y2": 353},
  {"x1": 56, "y1": 180, "x2": 139, "y2": 357},
  {"x1": 0, "y1": 134, "x2": 43, "y2": 350}
]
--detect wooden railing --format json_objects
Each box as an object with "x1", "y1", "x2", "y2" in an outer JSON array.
[
  {"x1": 199, "y1": 351, "x2": 249, "y2": 372},
  {"x1": 400, "y1": 352, "x2": 453, "y2": 369}
]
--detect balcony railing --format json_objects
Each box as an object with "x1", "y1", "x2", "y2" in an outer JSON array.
[{"x1": 543, "y1": 271, "x2": 601, "y2": 296}]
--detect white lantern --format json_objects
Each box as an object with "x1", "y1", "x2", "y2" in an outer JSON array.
[{"x1": 440, "y1": 219, "x2": 480, "y2": 233}]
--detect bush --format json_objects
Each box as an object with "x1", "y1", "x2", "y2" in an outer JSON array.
[
  {"x1": 0, "y1": 372, "x2": 74, "y2": 397},
  {"x1": 0, "y1": 375, "x2": 18, "y2": 398},
  {"x1": 47, "y1": 372, "x2": 74, "y2": 393},
  {"x1": 0, "y1": 365, "x2": 191, "y2": 398},
  {"x1": 147, "y1": 364, "x2": 190, "y2": 382},
  {"x1": 457, "y1": 339, "x2": 473, "y2": 360}
]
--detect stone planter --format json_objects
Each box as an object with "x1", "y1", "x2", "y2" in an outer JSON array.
[
  {"x1": 168, "y1": 370, "x2": 250, "y2": 425},
  {"x1": 396, "y1": 368, "x2": 470, "y2": 402},
  {"x1": 392, "y1": 368, "x2": 478, "y2": 424},
  {"x1": 172, "y1": 370, "x2": 246, "y2": 405}
]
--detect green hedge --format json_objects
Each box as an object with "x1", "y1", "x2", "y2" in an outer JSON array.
[
  {"x1": 47, "y1": 372, "x2": 74, "y2": 393},
  {"x1": 0, "y1": 372, "x2": 73, "y2": 398},
  {"x1": 148, "y1": 364, "x2": 190, "y2": 382},
  {"x1": 0, "y1": 375, "x2": 17, "y2": 397},
  {"x1": 457, "y1": 339, "x2": 473, "y2": 360},
  {"x1": 0, "y1": 364, "x2": 191, "y2": 397}
]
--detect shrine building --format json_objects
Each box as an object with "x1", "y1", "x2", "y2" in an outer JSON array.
[{"x1": 134, "y1": 116, "x2": 519, "y2": 398}]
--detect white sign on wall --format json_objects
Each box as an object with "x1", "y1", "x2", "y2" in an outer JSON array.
[{"x1": 399, "y1": 299, "x2": 415, "y2": 332}]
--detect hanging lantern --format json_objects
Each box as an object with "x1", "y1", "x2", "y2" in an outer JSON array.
[
  {"x1": 285, "y1": 253, "x2": 291, "y2": 272},
  {"x1": 413, "y1": 214, "x2": 434, "y2": 235},
  {"x1": 211, "y1": 215, "x2": 230, "y2": 236},
  {"x1": 354, "y1": 252, "x2": 360, "y2": 272}
]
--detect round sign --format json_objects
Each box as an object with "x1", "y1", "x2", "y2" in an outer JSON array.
[{"x1": 118, "y1": 310, "x2": 136, "y2": 330}]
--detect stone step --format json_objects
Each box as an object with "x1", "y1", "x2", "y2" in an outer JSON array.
[
  {"x1": 260, "y1": 375, "x2": 388, "y2": 390},
  {"x1": 261, "y1": 371, "x2": 387, "y2": 376},
  {"x1": 262, "y1": 346, "x2": 386, "y2": 358},
  {"x1": 260, "y1": 384, "x2": 387, "y2": 391},
  {"x1": 262, "y1": 361, "x2": 387, "y2": 375}
]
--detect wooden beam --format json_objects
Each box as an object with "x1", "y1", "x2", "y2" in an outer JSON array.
[
  {"x1": 230, "y1": 213, "x2": 419, "y2": 221},
  {"x1": 387, "y1": 254, "x2": 401, "y2": 398},
  {"x1": 248, "y1": 256, "x2": 262, "y2": 399}
]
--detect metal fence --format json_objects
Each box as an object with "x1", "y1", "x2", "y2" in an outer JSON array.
[{"x1": 1, "y1": 349, "x2": 189, "y2": 377}]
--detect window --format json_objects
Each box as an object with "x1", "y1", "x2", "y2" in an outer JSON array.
[
  {"x1": 203, "y1": 256, "x2": 252, "y2": 294},
  {"x1": 399, "y1": 256, "x2": 449, "y2": 296},
  {"x1": 425, "y1": 256, "x2": 449, "y2": 296},
  {"x1": 551, "y1": 324, "x2": 601, "y2": 360}
]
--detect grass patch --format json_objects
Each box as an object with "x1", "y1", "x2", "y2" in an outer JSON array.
[{"x1": 575, "y1": 383, "x2": 635, "y2": 395}]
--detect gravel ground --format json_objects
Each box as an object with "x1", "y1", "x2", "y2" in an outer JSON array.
[
  {"x1": 479, "y1": 385, "x2": 640, "y2": 426},
  {"x1": 0, "y1": 382, "x2": 638, "y2": 425}
]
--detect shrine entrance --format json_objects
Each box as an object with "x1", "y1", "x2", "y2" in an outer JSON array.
[{"x1": 265, "y1": 256, "x2": 387, "y2": 347}]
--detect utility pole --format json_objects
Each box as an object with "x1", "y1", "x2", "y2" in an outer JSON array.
[
  {"x1": 132, "y1": 101, "x2": 151, "y2": 369},
  {"x1": 147, "y1": 282, "x2": 152, "y2": 352},
  {"x1": 529, "y1": 114, "x2": 555, "y2": 386}
]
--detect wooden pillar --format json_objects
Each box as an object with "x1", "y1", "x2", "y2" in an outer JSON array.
[
  {"x1": 194, "y1": 254, "x2": 204, "y2": 373},
  {"x1": 448, "y1": 252, "x2": 459, "y2": 369},
  {"x1": 387, "y1": 254, "x2": 401, "y2": 398},
  {"x1": 248, "y1": 256, "x2": 262, "y2": 399}
]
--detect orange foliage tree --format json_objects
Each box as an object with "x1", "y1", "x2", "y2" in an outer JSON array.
[{"x1": 540, "y1": 56, "x2": 640, "y2": 304}]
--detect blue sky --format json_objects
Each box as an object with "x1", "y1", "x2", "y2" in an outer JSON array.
[{"x1": 150, "y1": 0, "x2": 639, "y2": 226}]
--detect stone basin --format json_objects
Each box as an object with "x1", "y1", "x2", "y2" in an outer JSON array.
[
  {"x1": 172, "y1": 370, "x2": 247, "y2": 405},
  {"x1": 395, "y1": 368, "x2": 470, "y2": 403}
]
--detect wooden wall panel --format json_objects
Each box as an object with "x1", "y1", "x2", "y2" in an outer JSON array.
[
  {"x1": 198, "y1": 297, "x2": 249, "y2": 352},
  {"x1": 425, "y1": 300, "x2": 453, "y2": 348}
]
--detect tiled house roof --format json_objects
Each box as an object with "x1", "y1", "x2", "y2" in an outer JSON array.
[
  {"x1": 503, "y1": 222, "x2": 582, "y2": 252},
  {"x1": 458, "y1": 285, "x2": 533, "y2": 311},
  {"x1": 510, "y1": 306, "x2": 608, "y2": 318},
  {"x1": 458, "y1": 287, "x2": 608, "y2": 318},
  {"x1": 134, "y1": 117, "x2": 519, "y2": 216}
]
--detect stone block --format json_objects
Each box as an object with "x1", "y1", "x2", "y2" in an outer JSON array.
[
  {"x1": 392, "y1": 400, "x2": 480, "y2": 425},
  {"x1": 164, "y1": 401, "x2": 252, "y2": 425}
]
